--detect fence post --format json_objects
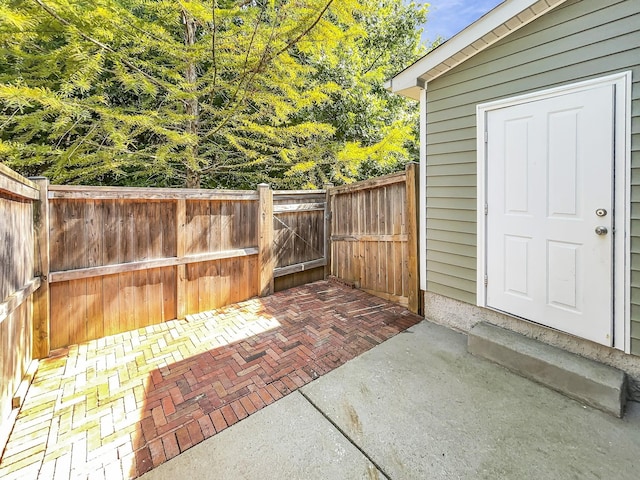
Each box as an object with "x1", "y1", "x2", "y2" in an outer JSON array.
[
  {"x1": 405, "y1": 162, "x2": 420, "y2": 314},
  {"x1": 257, "y1": 184, "x2": 274, "y2": 296},
  {"x1": 258, "y1": 183, "x2": 275, "y2": 297},
  {"x1": 323, "y1": 183, "x2": 333, "y2": 280},
  {"x1": 31, "y1": 177, "x2": 50, "y2": 358},
  {"x1": 176, "y1": 198, "x2": 187, "y2": 319}
]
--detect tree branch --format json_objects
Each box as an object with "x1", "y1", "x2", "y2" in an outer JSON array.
[
  {"x1": 32, "y1": 0, "x2": 167, "y2": 91},
  {"x1": 270, "y1": 0, "x2": 335, "y2": 60}
]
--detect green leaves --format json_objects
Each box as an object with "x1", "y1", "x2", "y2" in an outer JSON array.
[{"x1": 1, "y1": 0, "x2": 427, "y2": 188}]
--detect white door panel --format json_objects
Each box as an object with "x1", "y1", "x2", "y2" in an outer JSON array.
[{"x1": 486, "y1": 84, "x2": 614, "y2": 346}]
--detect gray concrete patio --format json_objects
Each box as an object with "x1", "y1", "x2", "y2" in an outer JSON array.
[{"x1": 142, "y1": 320, "x2": 640, "y2": 480}]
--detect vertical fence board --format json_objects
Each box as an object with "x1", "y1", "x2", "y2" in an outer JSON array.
[
  {"x1": 162, "y1": 267, "x2": 176, "y2": 322},
  {"x1": 210, "y1": 201, "x2": 221, "y2": 254},
  {"x1": 86, "y1": 275, "x2": 103, "y2": 341},
  {"x1": 324, "y1": 186, "x2": 332, "y2": 279},
  {"x1": 121, "y1": 272, "x2": 135, "y2": 333},
  {"x1": 147, "y1": 268, "x2": 163, "y2": 326},
  {"x1": 103, "y1": 200, "x2": 119, "y2": 265},
  {"x1": 102, "y1": 274, "x2": 120, "y2": 337},
  {"x1": 50, "y1": 281, "x2": 69, "y2": 349},
  {"x1": 161, "y1": 201, "x2": 176, "y2": 259},
  {"x1": 134, "y1": 269, "x2": 150, "y2": 327},
  {"x1": 176, "y1": 199, "x2": 187, "y2": 320}
]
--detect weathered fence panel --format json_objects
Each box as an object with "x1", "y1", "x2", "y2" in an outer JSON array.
[
  {"x1": 47, "y1": 187, "x2": 261, "y2": 349},
  {"x1": 0, "y1": 164, "x2": 42, "y2": 450},
  {"x1": 330, "y1": 163, "x2": 419, "y2": 312}
]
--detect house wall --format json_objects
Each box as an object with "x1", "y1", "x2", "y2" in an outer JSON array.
[{"x1": 424, "y1": 0, "x2": 640, "y2": 355}]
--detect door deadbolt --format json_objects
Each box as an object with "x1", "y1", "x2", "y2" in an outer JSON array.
[
  {"x1": 596, "y1": 208, "x2": 607, "y2": 217},
  {"x1": 595, "y1": 226, "x2": 608, "y2": 236}
]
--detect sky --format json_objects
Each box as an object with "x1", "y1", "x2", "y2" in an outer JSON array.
[{"x1": 417, "y1": 0, "x2": 504, "y2": 44}]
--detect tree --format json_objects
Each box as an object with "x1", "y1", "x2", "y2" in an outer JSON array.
[
  {"x1": 0, "y1": 0, "x2": 428, "y2": 188},
  {"x1": 294, "y1": 0, "x2": 429, "y2": 187}
]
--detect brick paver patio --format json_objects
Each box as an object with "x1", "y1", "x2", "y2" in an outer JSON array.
[{"x1": 0, "y1": 280, "x2": 421, "y2": 480}]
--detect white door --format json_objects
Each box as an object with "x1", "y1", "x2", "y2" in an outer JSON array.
[{"x1": 485, "y1": 84, "x2": 615, "y2": 346}]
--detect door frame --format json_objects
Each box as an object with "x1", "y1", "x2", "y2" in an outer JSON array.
[{"x1": 476, "y1": 71, "x2": 632, "y2": 353}]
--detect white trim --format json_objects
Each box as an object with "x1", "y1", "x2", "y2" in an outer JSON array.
[
  {"x1": 476, "y1": 71, "x2": 632, "y2": 352},
  {"x1": 476, "y1": 107, "x2": 488, "y2": 307},
  {"x1": 619, "y1": 72, "x2": 633, "y2": 354},
  {"x1": 419, "y1": 89, "x2": 427, "y2": 292},
  {"x1": 476, "y1": 72, "x2": 631, "y2": 111}
]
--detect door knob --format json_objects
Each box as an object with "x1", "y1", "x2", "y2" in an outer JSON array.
[{"x1": 595, "y1": 226, "x2": 608, "y2": 235}]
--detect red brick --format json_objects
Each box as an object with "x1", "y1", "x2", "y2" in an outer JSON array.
[
  {"x1": 289, "y1": 372, "x2": 306, "y2": 388},
  {"x1": 161, "y1": 397, "x2": 176, "y2": 417},
  {"x1": 196, "y1": 415, "x2": 216, "y2": 439},
  {"x1": 135, "y1": 446, "x2": 153, "y2": 475},
  {"x1": 150, "y1": 370, "x2": 163, "y2": 386},
  {"x1": 175, "y1": 426, "x2": 192, "y2": 452},
  {"x1": 239, "y1": 396, "x2": 257, "y2": 415},
  {"x1": 230, "y1": 400, "x2": 249, "y2": 420},
  {"x1": 265, "y1": 384, "x2": 284, "y2": 401},
  {"x1": 296, "y1": 369, "x2": 313, "y2": 384},
  {"x1": 210, "y1": 410, "x2": 227, "y2": 433},
  {"x1": 257, "y1": 388, "x2": 274, "y2": 405},
  {"x1": 140, "y1": 417, "x2": 156, "y2": 446},
  {"x1": 220, "y1": 405, "x2": 238, "y2": 426},
  {"x1": 131, "y1": 425, "x2": 146, "y2": 451},
  {"x1": 281, "y1": 376, "x2": 298, "y2": 392},
  {"x1": 151, "y1": 406, "x2": 167, "y2": 427},
  {"x1": 248, "y1": 392, "x2": 266, "y2": 410},
  {"x1": 186, "y1": 420, "x2": 205, "y2": 445},
  {"x1": 168, "y1": 386, "x2": 184, "y2": 405},
  {"x1": 148, "y1": 438, "x2": 166, "y2": 467},
  {"x1": 161, "y1": 433, "x2": 180, "y2": 460}
]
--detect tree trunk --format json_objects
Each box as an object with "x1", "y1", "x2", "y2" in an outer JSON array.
[{"x1": 182, "y1": 4, "x2": 200, "y2": 188}]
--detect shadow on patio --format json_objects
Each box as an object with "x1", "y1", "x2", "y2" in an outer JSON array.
[{"x1": 0, "y1": 280, "x2": 421, "y2": 480}]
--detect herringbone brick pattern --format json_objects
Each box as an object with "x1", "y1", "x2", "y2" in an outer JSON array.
[{"x1": 0, "y1": 280, "x2": 421, "y2": 479}]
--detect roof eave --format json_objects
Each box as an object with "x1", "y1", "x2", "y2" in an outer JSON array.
[
  {"x1": 389, "y1": 0, "x2": 568, "y2": 98},
  {"x1": 384, "y1": 79, "x2": 424, "y2": 101}
]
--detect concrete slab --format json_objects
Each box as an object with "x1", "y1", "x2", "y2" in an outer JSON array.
[
  {"x1": 302, "y1": 321, "x2": 640, "y2": 479},
  {"x1": 468, "y1": 322, "x2": 627, "y2": 417},
  {"x1": 140, "y1": 391, "x2": 386, "y2": 480}
]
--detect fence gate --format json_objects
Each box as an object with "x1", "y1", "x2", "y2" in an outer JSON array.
[{"x1": 272, "y1": 190, "x2": 328, "y2": 291}]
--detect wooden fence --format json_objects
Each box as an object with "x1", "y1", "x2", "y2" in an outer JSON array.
[
  {"x1": 0, "y1": 165, "x2": 45, "y2": 448},
  {"x1": 0, "y1": 161, "x2": 418, "y2": 452},
  {"x1": 329, "y1": 163, "x2": 419, "y2": 312},
  {"x1": 1, "y1": 162, "x2": 418, "y2": 355},
  {"x1": 44, "y1": 183, "x2": 328, "y2": 349}
]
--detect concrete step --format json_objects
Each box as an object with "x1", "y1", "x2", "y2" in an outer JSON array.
[{"x1": 468, "y1": 322, "x2": 627, "y2": 417}]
